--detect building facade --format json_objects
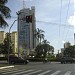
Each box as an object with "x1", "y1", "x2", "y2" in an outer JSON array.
[
  {"x1": 0, "y1": 31, "x2": 6, "y2": 44},
  {"x1": 64, "y1": 42, "x2": 71, "y2": 48},
  {"x1": 11, "y1": 31, "x2": 18, "y2": 54},
  {"x1": 18, "y1": 6, "x2": 36, "y2": 56},
  {"x1": 0, "y1": 31, "x2": 18, "y2": 55}
]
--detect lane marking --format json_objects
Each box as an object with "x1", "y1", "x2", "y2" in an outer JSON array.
[
  {"x1": 23, "y1": 70, "x2": 42, "y2": 75},
  {"x1": 11, "y1": 70, "x2": 34, "y2": 75},
  {"x1": 51, "y1": 71, "x2": 61, "y2": 75},
  {"x1": 64, "y1": 71, "x2": 71, "y2": 75},
  {"x1": 0, "y1": 68, "x2": 18, "y2": 73},
  {"x1": 0, "y1": 67, "x2": 26, "y2": 73},
  {"x1": 0, "y1": 66, "x2": 14, "y2": 69},
  {"x1": 38, "y1": 70, "x2": 51, "y2": 75},
  {"x1": 2, "y1": 69, "x2": 26, "y2": 74}
]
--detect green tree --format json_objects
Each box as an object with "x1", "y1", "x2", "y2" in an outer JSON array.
[
  {"x1": 34, "y1": 28, "x2": 45, "y2": 43},
  {"x1": 0, "y1": 0, "x2": 11, "y2": 28},
  {"x1": 42, "y1": 39, "x2": 50, "y2": 44},
  {"x1": 1, "y1": 33, "x2": 13, "y2": 55},
  {"x1": 50, "y1": 46, "x2": 54, "y2": 54},
  {"x1": 0, "y1": 43, "x2": 4, "y2": 54},
  {"x1": 64, "y1": 45, "x2": 75, "y2": 58},
  {"x1": 35, "y1": 43, "x2": 54, "y2": 58}
]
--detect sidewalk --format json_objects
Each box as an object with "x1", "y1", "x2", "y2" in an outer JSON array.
[{"x1": 0, "y1": 60, "x2": 8, "y2": 66}]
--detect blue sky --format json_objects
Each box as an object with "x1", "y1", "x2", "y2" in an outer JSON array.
[{"x1": 0, "y1": 0, "x2": 75, "y2": 53}]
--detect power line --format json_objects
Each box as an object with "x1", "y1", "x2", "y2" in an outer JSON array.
[
  {"x1": 36, "y1": 20, "x2": 73, "y2": 27},
  {"x1": 65, "y1": 14, "x2": 74, "y2": 41},
  {"x1": 10, "y1": 16, "x2": 73, "y2": 27},
  {"x1": 58, "y1": 0, "x2": 62, "y2": 50},
  {"x1": 63, "y1": 0, "x2": 71, "y2": 41}
]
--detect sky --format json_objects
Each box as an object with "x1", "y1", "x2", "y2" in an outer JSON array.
[{"x1": 0, "y1": 0, "x2": 75, "y2": 53}]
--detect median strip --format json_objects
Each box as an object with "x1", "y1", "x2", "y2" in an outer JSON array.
[{"x1": 0, "y1": 66, "x2": 14, "y2": 69}]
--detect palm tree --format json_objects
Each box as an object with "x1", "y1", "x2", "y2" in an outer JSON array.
[
  {"x1": 42, "y1": 39, "x2": 54, "y2": 54},
  {"x1": 34, "y1": 28, "x2": 45, "y2": 44},
  {"x1": 0, "y1": 0, "x2": 11, "y2": 28},
  {"x1": 50, "y1": 46, "x2": 54, "y2": 54},
  {"x1": 42, "y1": 39, "x2": 50, "y2": 44}
]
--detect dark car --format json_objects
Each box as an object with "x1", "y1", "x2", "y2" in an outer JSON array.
[
  {"x1": 7, "y1": 55, "x2": 29, "y2": 64},
  {"x1": 60, "y1": 57, "x2": 74, "y2": 64}
]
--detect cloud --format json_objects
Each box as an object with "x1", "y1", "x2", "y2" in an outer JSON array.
[{"x1": 68, "y1": 12, "x2": 75, "y2": 27}]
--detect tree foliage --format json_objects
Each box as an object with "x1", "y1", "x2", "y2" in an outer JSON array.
[
  {"x1": 64, "y1": 45, "x2": 75, "y2": 58},
  {"x1": 0, "y1": 33, "x2": 13, "y2": 55},
  {"x1": 35, "y1": 43, "x2": 54, "y2": 58},
  {"x1": 0, "y1": 0, "x2": 11, "y2": 28},
  {"x1": 0, "y1": 43, "x2": 4, "y2": 54},
  {"x1": 34, "y1": 28, "x2": 45, "y2": 43}
]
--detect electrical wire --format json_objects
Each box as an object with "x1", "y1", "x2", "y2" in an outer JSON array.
[
  {"x1": 10, "y1": 16, "x2": 73, "y2": 27},
  {"x1": 57, "y1": 0, "x2": 62, "y2": 50},
  {"x1": 65, "y1": 14, "x2": 74, "y2": 42},
  {"x1": 59, "y1": 0, "x2": 62, "y2": 38},
  {"x1": 63, "y1": 0, "x2": 71, "y2": 42}
]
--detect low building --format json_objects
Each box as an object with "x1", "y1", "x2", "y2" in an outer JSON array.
[
  {"x1": 0, "y1": 31, "x2": 18, "y2": 55},
  {"x1": 11, "y1": 31, "x2": 18, "y2": 54},
  {"x1": 0, "y1": 31, "x2": 6, "y2": 44}
]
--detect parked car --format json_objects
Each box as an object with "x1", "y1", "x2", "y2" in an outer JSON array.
[
  {"x1": 7, "y1": 55, "x2": 29, "y2": 64},
  {"x1": 60, "y1": 57, "x2": 74, "y2": 64}
]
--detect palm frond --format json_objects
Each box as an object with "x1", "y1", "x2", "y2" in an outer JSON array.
[
  {"x1": 0, "y1": 0, "x2": 11, "y2": 28},
  {"x1": 0, "y1": 4, "x2": 11, "y2": 18},
  {"x1": 0, "y1": 0, "x2": 8, "y2": 4},
  {"x1": 0, "y1": 14, "x2": 8, "y2": 28}
]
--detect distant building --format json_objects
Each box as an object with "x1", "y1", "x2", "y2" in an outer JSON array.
[
  {"x1": 60, "y1": 42, "x2": 71, "y2": 57},
  {"x1": 17, "y1": 6, "x2": 36, "y2": 56},
  {"x1": 11, "y1": 31, "x2": 18, "y2": 54},
  {"x1": 64, "y1": 42, "x2": 71, "y2": 48},
  {"x1": 0, "y1": 31, "x2": 6, "y2": 44},
  {"x1": 61, "y1": 48, "x2": 65, "y2": 57}
]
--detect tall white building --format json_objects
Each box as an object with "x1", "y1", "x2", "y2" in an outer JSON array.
[{"x1": 17, "y1": 6, "x2": 36, "y2": 56}]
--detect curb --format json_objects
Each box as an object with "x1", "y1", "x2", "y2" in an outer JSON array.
[{"x1": 0, "y1": 66, "x2": 14, "y2": 69}]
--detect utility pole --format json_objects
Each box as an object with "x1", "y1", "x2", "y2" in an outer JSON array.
[{"x1": 8, "y1": 20, "x2": 17, "y2": 64}]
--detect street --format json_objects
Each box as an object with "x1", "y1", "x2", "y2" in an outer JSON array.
[{"x1": 0, "y1": 62, "x2": 75, "y2": 75}]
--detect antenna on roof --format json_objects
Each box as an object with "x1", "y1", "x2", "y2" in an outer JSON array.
[{"x1": 23, "y1": 0, "x2": 26, "y2": 9}]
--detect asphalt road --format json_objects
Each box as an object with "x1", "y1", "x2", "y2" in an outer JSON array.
[{"x1": 0, "y1": 62, "x2": 75, "y2": 75}]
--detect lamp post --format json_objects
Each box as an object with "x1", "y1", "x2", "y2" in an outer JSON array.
[
  {"x1": 8, "y1": 20, "x2": 17, "y2": 64},
  {"x1": 8, "y1": 11, "x2": 25, "y2": 64}
]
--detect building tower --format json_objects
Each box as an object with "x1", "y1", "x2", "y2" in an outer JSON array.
[{"x1": 17, "y1": 6, "x2": 36, "y2": 57}]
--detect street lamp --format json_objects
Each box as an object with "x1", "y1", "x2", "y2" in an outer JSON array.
[
  {"x1": 8, "y1": 11, "x2": 26, "y2": 64},
  {"x1": 8, "y1": 20, "x2": 17, "y2": 64}
]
